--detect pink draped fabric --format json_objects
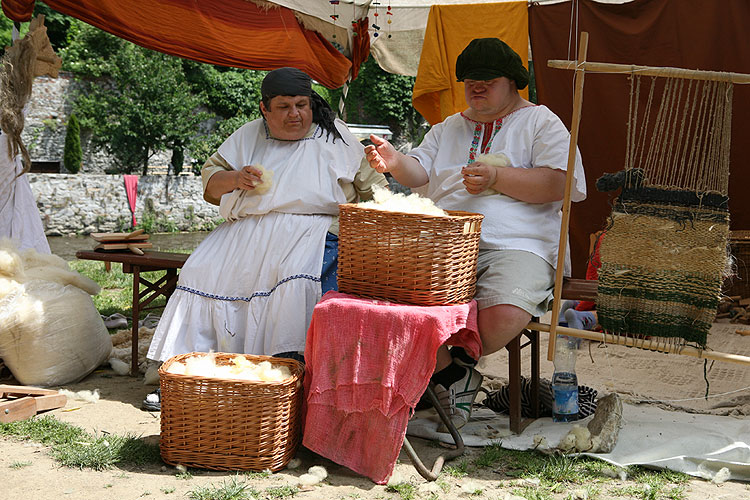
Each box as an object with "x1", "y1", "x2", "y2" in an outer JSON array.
[
  {"x1": 123, "y1": 174, "x2": 138, "y2": 227},
  {"x1": 302, "y1": 291, "x2": 481, "y2": 484}
]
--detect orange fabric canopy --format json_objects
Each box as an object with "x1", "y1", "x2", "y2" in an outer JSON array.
[
  {"x1": 412, "y1": 2, "x2": 529, "y2": 125},
  {"x1": 1, "y1": 0, "x2": 358, "y2": 89}
]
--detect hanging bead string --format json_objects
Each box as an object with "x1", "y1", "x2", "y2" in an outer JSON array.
[
  {"x1": 329, "y1": 0, "x2": 339, "y2": 39},
  {"x1": 351, "y1": 0, "x2": 358, "y2": 37},
  {"x1": 386, "y1": 1, "x2": 392, "y2": 39},
  {"x1": 371, "y1": 1, "x2": 381, "y2": 38}
]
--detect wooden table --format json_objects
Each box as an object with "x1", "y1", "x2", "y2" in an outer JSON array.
[{"x1": 75, "y1": 250, "x2": 189, "y2": 375}]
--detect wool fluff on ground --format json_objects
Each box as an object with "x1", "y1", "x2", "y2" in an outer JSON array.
[
  {"x1": 0, "y1": 240, "x2": 112, "y2": 386},
  {"x1": 358, "y1": 184, "x2": 447, "y2": 216}
]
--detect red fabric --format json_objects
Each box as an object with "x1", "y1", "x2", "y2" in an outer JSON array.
[
  {"x1": 302, "y1": 291, "x2": 481, "y2": 484},
  {"x1": 123, "y1": 174, "x2": 138, "y2": 227},
  {"x1": 575, "y1": 232, "x2": 603, "y2": 312},
  {"x1": 2, "y1": 0, "x2": 353, "y2": 89}
]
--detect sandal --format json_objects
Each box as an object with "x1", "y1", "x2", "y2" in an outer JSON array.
[{"x1": 142, "y1": 387, "x2": 161, "y2": 411}]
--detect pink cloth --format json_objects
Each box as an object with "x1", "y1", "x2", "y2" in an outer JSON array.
[
  {"x1": 123, "y1": 175, "x2": 138, "y2": 227},
  {"x1": 302, "y1": 291, "x2": 482, "y2": 484}
]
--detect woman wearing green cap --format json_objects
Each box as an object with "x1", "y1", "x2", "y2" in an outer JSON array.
[{"x1": 365, "y1": 38, "x2": 586, "y2": 430}]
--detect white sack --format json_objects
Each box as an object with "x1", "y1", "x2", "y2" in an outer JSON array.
[{"x1": 0, "y1": 242, "x2": 112, "y2": 386}]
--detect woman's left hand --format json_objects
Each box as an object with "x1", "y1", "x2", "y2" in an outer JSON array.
[{"x1": 461, "y1": 162, "x2": 499, "y2": 195}]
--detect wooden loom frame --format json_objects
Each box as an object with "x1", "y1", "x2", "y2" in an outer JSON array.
[{"x1": 539, "y1": 32, "x2": 750, "y2": 366}]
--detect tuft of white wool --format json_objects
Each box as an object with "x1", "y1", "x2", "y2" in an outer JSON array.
[
  {"x1": 285, "y1": 458, "x2": 302, "y2": 470},
  {"x1": 475, "y1": 153, "x2": 511, "y2": 167},
  {"x1": 59, "y1": 388, "x2": 100, "y2": 404},
  {"x1": 143, "y1": 362, "x2": 161, "y2": 385},
  {"x1": 712, "y1": 467, "x2": 731, "y2": 484},
  {"x1": 0, "y1": 244, "x2": 24, "y2": 280},
  {"x1": 558, "y1": 425, "x2": 594, "y2": 453},
  {"x1": 109, "y1": 358, "x2": 130, "y2": 376},
  {"x1": 307, "y1": 465, "x2": 328, "y2": 480},
  {"x1": 253, "y1": 164, "x2": 273, "y2": 195},
  {"x1": 297, "y1": 473, "x2": 322, "y2": 486},
  {"x1": 358, "y1": 185, "x2": 447, "y2": 217}
]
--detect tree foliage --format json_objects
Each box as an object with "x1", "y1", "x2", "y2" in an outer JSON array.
[
  {"x1": 340, "y1": 57, "x2": 426, "y2": 146},
  {"x1": 63, "y1": 113, "x2": 82, "y2": 173},
  {"x1": 68, "y1": 24, "x2": 208, "y2": 174}
]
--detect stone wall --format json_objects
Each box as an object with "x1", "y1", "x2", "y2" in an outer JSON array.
[
  {"x1": 24, "y1": 72, "x2": 177, "y2": 173},
  {"x1": 29, "y1": 173, "x2": 222, "y2": 236}
]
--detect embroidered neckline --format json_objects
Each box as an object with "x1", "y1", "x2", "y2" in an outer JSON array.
[
  {"x1": 461, "y1": 105, "x2": 536, "y2": 164},
  {"x1": 263, "y1": 121, "x2": 319, "y2": 142}
]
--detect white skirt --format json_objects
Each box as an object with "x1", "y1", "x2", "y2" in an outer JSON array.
[{"x1": 147, "y1": 211, "x2": 330, "y2": 361}]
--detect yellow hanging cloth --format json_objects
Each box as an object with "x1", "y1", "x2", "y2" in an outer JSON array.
[{"x1": 413, "y1": 2, "x2": 529, "y2": 125}]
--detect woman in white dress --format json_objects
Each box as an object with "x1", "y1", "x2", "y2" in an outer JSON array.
[{"x1": 144, "y1": 68, "x2": 386, "y2": 409}]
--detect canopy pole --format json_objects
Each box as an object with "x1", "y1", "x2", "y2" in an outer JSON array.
[
  {"x1": 529, "y1": 322, "x2": 750, "y2": 366},
  {"x1": 547, "y1": 31, "x2": 589, "y2": 362}
]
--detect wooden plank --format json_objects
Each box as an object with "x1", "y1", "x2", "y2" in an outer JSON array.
[
  {"x1": 547, "y1": 60, "x2": 750, "y2": 83},
  {"x1": 95, "y1": 242, "x2": 153, "y2": 251},
  {"x1": 32, "y1": 394, "x2": 67, "y2": 412},
  {"x1": 90, "y1": 229, "x2": 148, "y2": 242},
  {"x1": 0, "y1": 397, "x2": 37, "y2": 423},
  {"x1": 0, "y1": 385, "x2": 58, "y2": 397}
]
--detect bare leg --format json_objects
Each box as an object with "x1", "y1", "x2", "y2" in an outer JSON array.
[{"x1": 478, "y1": 303, "x2": 532, "y2": 355}]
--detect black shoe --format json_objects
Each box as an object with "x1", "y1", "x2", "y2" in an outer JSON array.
[{"x1": 142, "y1": 388, "x2": 161, "y2": 411}]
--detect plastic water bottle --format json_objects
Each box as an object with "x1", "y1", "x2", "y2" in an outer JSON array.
[{"x1": 552, "y1": 334, "x2": 579, "y2": 422}]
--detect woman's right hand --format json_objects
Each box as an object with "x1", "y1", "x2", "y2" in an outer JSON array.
[
  {"x1": 235, "y1": 165, "x2": 263, "y2": 191},
  {"x1": 365, "y1": 134, "x2": 398, "y2": 173}
]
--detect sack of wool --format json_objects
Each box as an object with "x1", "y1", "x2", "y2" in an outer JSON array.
[{"x1": 0, "y1": 241, "x2": 112, "y2": 386}]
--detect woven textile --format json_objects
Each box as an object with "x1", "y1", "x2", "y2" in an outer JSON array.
[
  {"x1": 302, "y1": 291, "x2": 481, "y2": 484},
  {"x1": 597, "y1": 184, "x2": 729, "y2": 347}
]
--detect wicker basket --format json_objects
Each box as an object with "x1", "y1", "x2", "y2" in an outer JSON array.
[
  {"x1": 726, "y1": 230, "x2": 750, "y2": 299},
  {"x1": 337, "y1": 203, "x2": 483, "y2": 305},
  {"x1": 158, "y1": 353, "x2": 304, "y2": 471}
]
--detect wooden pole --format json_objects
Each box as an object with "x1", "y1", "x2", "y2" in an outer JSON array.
[
  {"x1": 529, "y1": 322, "x2": 750, "y2": 366},
  {"x1": 547, "y1": 32, "x2": 589, "y2": 362},
  {"x1": 547, "y1": 60, "x2": 750, "y2": 83}
]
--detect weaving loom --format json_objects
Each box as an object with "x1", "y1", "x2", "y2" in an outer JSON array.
[{"x1": 536, "y1": 32, "x2": 750, "y2": 366}]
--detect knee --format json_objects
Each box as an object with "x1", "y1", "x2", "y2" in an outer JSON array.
[{"x1": 477, "y1": 304, "x2": 532, "y2": 355}]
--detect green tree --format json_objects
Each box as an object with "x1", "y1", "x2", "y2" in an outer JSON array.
[
  {"x1": 337, "y1": 57, "x2": 425, "y2": 145},
  {"x1": 63, "y1": 113, "x2": 82, "y2": 173},
  {"x1": 69, "y1": 25, "x2": 208, "y2": 174}
]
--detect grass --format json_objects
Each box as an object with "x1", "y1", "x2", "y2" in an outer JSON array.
[
  {"x1": 187, "y1": 476, "x2": 257, "y2": 500},
  {"x1": 0, "y1": 415, "x2": 161, "y2": 471}
]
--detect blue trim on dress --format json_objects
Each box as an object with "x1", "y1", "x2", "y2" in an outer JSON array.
[{"x1": 177, "y1": 273, "x2": 321, "y2": 302}]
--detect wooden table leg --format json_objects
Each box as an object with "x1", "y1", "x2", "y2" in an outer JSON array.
[{"x1": 131, "y1": 266, "x2": 141, "y2": 376}]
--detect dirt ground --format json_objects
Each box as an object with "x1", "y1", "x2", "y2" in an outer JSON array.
[{"x1": 2, "y1": 321, "x2": 750, "y2": 500}]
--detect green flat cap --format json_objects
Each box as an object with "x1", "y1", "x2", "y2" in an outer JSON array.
[{"x1": 455, "y1": 38, "x2": 529, "y2": 90}]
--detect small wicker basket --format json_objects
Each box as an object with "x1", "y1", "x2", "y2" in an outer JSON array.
[
  {"x1": 158, "y1": 352, "x2": 304, "y2": 471},
  {"x1": 726, "y1": 230, "x2": 750, "y2": 299},
  {"x1": 337, "y1": 203, "x2": 483, "y2": 305}
]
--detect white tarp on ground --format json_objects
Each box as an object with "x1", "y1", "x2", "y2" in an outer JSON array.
[{"x1": 407, "y1": 403, "x2": 750, "y2": 482}]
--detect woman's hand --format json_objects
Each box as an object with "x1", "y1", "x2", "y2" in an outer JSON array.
[
  {"x1": 365, "y1": 134, "x2": 399, "y2": 173},
  {"x1": 235, "y1": 165, "x2": 264, "y2": 191},
  {"x1": 461, "y1": 162, "x2": 499, "y2": 195}
]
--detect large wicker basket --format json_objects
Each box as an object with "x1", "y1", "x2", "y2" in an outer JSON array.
[
  {"x1": 158, "y1": 353, "x2": 304, "y2": 471},
  {"x1": 337, "y1": 203, "x2": 483, "y2": 305},
  {"x1": 726, "y1": 230, "x2": 750, "y2": 299}
]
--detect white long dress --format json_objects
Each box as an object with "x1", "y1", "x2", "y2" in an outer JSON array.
[
  {"x1": 0, "y1": 132, "x2": 50, "y2": 254},
  {"x1": 148, "y1": 119, "x2": 363, "y2": 361}
]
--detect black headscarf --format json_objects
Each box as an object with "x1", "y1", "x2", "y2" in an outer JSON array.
[{"x1": 260, "y1": 67, "x2": 344, "y2": 143}]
